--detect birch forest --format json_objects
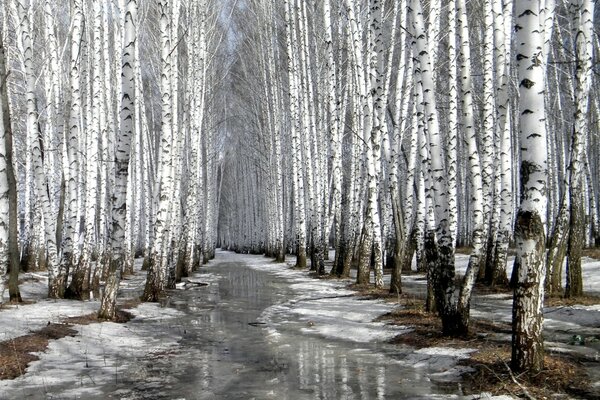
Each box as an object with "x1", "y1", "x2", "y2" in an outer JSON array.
[{"x1": 0, "y1": 0, "x2": 599, "y2": 377}]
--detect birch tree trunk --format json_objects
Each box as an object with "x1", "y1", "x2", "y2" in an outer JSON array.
[
  {"x1": 68, "y1": 0, "x2": 104, "y2": 300},
  {"x1": 61, "y1": 0, "x2": 85, "y2": 297},
  {"x1": 478, "y1": 0, "x2": 497, "y2": 282},
  {"x1": 322, "y1": 0, "x2": 341, "y2": 271},
  {"x1": 410, "y1": 0, "x2": 459, "y2": 334},
  {"x1": 511, "y1": 0, "x2": 549, "y2": 373},
  {"x1": 389, "y1": 1, "x2": 411, "y2": 292},
  {"x1": 13, "y1": 0, "x2": 62, "y2": 298},
  {"x1": 565, "y1": 0, "x2": 595, "y2": 299},
  {"x1": 143, "y1": 0, "x2": 174, "y2": 301},
  {"x1": 0, "y1": 34, "x2": 20, "y2": 303},
  {"x1": 12, "y1": 0, "x2": 35, "y2": 270},
  {"x1": 99, "y1": 0, "x2": 137, "y2": 318},
  {"x1": 490, "y1": 0, "x2": 513, "y2": 288},
  {"x1": 284, "y1": 0, "x2": 307, "y2": 270},
  {"x1": 454, "y1": 0, "x2": 484, "y2": 332}
]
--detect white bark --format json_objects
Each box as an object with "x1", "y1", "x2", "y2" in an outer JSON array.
[
  {"x1": 0, "y1": 40, "x2": 9, "y2": 299},
  {"x1": 285, "y1": 0, "x2": 307, "y2": 269},
  {"x1": 512, "y1": 0, "x2": 549, "y2": 373},
  {"x1": 144, "y1": 0, "x2": 174, "y2": 300},
  {"x1": 100, "y1": 0, "x2": 137, "y2": 318},
  {"x1": 62, "y1": 0, "x2": 84, "y2": 282},
  {"x1": 456, "y1": 0, "x2": 484, "y2": 319}
]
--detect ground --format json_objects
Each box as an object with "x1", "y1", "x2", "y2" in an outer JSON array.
[{"x1": 0, "y1": 250, "x2": 598, "y2": 399}]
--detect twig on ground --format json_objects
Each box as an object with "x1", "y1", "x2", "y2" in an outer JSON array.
[
  {"x1": 502, "y1": 360, "x2": 536, "y2": 400},
  {"x1": 475, "y1": 362, "x2": 516, "y2": 398}
]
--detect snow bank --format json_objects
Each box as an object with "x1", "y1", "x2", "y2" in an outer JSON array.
[
  {"x1": 0, "y1": 302, "x2": 183, "y2": 398},
  {"x1": 0, "y1": 299, "x2": 100, "y2": 342}
]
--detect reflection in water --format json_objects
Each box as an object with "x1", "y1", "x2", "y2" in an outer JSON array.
[
  {"x1": 118, "y1": 262, "x2": 457, "y2": 399},
  {"x1": 292, "y1": 340, "x2": 391, "y2": 400}
]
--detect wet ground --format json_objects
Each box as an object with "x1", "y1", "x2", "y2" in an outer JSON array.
[
  {"x1": 114, "y1": 260, "x2": 460, "y2": 399},
  {"x1": 3, "y1": 252, "x2": 599, "y2": 398},
  {"x1": 1, "y1": 254, "x2": 468, "y2": 399}
]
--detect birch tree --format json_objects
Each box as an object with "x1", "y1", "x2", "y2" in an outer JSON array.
[
  {"x1": 143, "y1": 0, "x2": 175, "y2": 301},
  {"x1": 99, "y1": 0, "x2": 137, "y2": 319},
  {"x1": 0, "y1": 31, "x2": 20, "y2": 303},
  {"x1": 565, "y1": 0, "x2": 595, "y2": 298},
  {"x1": 511, "y1": 0, "x2": 550, "y2": 373},
  {"x1": 284, "y1": 0, "x2": 307, "y2": 270},
  {"x1": 60, "y1": 0, "x2": 85, "y2": 297},
  {"x1": 67, "y1": 0, "x2": 105, "y2": 300}
]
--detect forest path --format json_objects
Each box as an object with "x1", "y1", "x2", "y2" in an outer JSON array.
[{"x1": 115, "y1": 252, "x2": 463, "y2": 399}]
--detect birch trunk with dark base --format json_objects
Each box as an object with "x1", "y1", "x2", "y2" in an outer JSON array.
[
  {"x1": 8, "y1": 262, "x2": 22, "y2": 303},
  {"x1": 123, "y1": 250, "x2": 136, "y2": 276},
  {"x1": 142, "y1": 256, "x2": 150, "y2": 271},
  {"x1": 310, "y1": 237, "x2": 325, "y2": 275},
  {"x1": 142, "y1": 258, "x2": 165, "y2": 302},
  {"x1": 546, "y1": 198, "x2": 569, "y2": 295},
  {"x1": 91, "y1": 266, "x2": 101, "y2": 299},
  {"x1": 64, "y1": 261, "x2": 91, "y2": 300},
  {"x1": 331, "y1": 237, "x2": 348, "y2": 277},
  {"x1": 564, "y1": 0, "x2": 594, "y2": 299},
  {"x1": 565, "y1": 192, "x2": 584, "y2": 298},
  {"x1": 402, "y1": 228, "x2": 417, "y2": 273},
  {"x1": 48, "y1": 275, "x2": 67, "y2": 299},
  {"x1": 98, "y1": 260, "x2": 121, "y2": 320},
  {"x1": 433, "y1": 240, "x2": 462, "y2": 336},
  {"x1": 389, "y1": 191, "x2": 405, "y2": 294},
  {"x1": 424, "y1": 230, "x2": 438, "y2": 313},
  {"x1": 389, "y1": 238, "x2": 403, "y2": 295},
  {"x1": 62, "y1": 0, "x2": 84, "y2": 293},
  {"x1": 23, "y1": 241, "x2": 45, "y2": 273},
  {"x1": 275, "y1": 245, "x2": 285, "y2": 263},
  {"x1": 98, "y1": 0, "x2": 137, "y2": 320},
  {"x1": 389, "y1": 237, "x2": 404, "y2": 295},
  {"x1": 0, "y1": 37, "x2": 21, "y2": 303},
  {"x1": 510, "y1": 0, "x2": 549, "y2": 373},
  {"x1": 294, "y1": 246, "x2": 307, "y2": 269},
  {"x1": 356, "y1": 228, "x2": 372, "y2": 285},
  {"x1": 490, "y1": 230, "x2": 511, "y2": 287},
  {"x1": 192, "y1": 246, "x2": 202, "y2": 271},
  {"x1": 512, "y1": 212, "x2": 546, "y2": 372}
]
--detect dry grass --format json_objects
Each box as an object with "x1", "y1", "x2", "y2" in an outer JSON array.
[
  {"x1": 378, "y1": 304, "x2": 595, "y2": 398},
  {"x1": 582, "y1": 247, "x2": 600, "y2": 260},
  {"x1": 462, "y1": 348, "x2": 592, "y2": 399},
  {"x1": 545, "y1": 294, "x2": 600, "y2": 307},
  {"x1": 307, "y1": 271, "x2": 339, "y2": 280},
  {"x1": 346, "y1": 284, "x2": 429, "y2": 306},
  {"x1": 119, "y1": 297, "x2": 142, "y2": 310},
  {"x1": 64, "y1": 309, "x2": 134, "y2": 325}
]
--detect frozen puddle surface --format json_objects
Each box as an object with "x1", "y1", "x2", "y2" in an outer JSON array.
[{"x1": 1, "y1": 251, "x2": 480, "y2": 399}]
